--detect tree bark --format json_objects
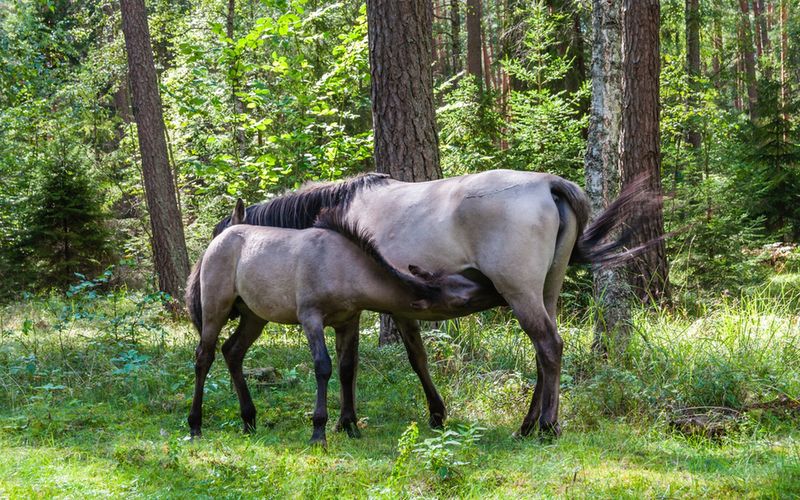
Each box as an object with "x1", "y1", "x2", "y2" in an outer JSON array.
[
  {"x1": 621, "y1": 0, "x2": 669, "y2": 303},
  {"x1": 450, "y1": 0, "x2": 461, "y2": 74},
  {"x1": 685, "y1": 0, "x2": 701, "y2": 150},
  {"x1": 466, "y1": 0, "x2": 483, "y2": 84},
  {"x1": 780, "y1": 0, "x2": 788, "y2": 112},
  {"x1": 120, "y1": 0, "x2": 190, "y2": 302},
  {"x1": 755, "y1": 0, "x2": 772, "y2": 64},
  {"x1": 738, "y1": 0, "x2": 759, "y2": 120},
  {"x1": 712, "y1": 14, "x2": 722, "y2": 88},
  {"x1": 367, "y1": 0, "x2": 442, "y2": 344},
  {"x1": 585, "y1": 0, "x2": 629, "y2": 353}
]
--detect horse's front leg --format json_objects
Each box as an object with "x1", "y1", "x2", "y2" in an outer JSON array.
[
  {"x1": 394, "y1": 316, "x2": 446, "y2": 428},
  {"x1": 301, "y1": 312, "x2": 332, "y2": 447},
  {"x1": 334, "y1": 316, "x2": 361, "y2": 438}
]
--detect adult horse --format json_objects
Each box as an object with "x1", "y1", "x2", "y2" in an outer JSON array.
[{"x1": 214, "y1": 169, "x2": 644, "y2": 437}]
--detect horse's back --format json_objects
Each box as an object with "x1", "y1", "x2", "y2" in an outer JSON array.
[{"x1": 349, "y1": 170, "x2": 572, "y2": 287}]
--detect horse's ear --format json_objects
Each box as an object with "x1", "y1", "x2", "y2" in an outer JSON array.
[
  {"x1": 231, "y1": 198, "x2": 246, "y2": 225},
  {"x1": 411, "y1": 299, "x2": 431, "y2": 310},
  {"x1": 408, "y1": 265, "x2": 434, "y2": 280}
]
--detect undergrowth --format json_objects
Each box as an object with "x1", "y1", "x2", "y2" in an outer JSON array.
[{"x1": 0, "y1": 279, "x2": 798, "y2": 497}]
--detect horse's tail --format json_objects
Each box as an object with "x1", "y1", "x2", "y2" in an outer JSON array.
[
  {"x1": 313, "y1": 209, "x2": 440, "y2": 299},
  {"x1": 185, "y1": 256, "x2": 203, "y2": 334},
  {"x1": 550, "y1": 176, "x2": 652, "y2": 267}
]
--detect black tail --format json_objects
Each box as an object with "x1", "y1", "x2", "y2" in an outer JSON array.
[
  {"x1": 313, "y1": 209, "x2": 440, "y2": 300},
  {"x1": 552, "y1": 176, "x2": 656, "y2": 267},
  {"x1": 185, "y1": 256, "x2": 203, "y2": 334}
]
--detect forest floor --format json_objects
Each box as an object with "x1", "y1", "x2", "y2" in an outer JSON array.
[{"x1": 1, "y1": 286, "x2": 799, "y2": 498}]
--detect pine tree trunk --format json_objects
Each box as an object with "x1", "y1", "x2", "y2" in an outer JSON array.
[
  {"x1": 450, "y1": 0, "x2": 461, "y2": 74},
  {"x1": 367, "y1": 0, "x2": 442, "y2": 344},
  {"x1": 712, "y1": 15, "x2": 722, "y2": 88},
  {"x1": 466, "y1": 0, "x2": 483, "y2": 84},
  {"x1": 120, "y1": 0, "x2": 190, "y2": 303},
  {"x1": 738, "y1": 0, "x2": 759, "y2": 120},
  {"x1": 585, "y1": 0, "x2": 629, "y2": 353},
  {"x1": 780, "y1": 0, "x2": 788, "y2": 112},
  {"x1": 686, "y1": 0, "x2": 701, "y2": 149},
  {"x1": 621, "y1": 0, "x2": 669, "y2": 303}
]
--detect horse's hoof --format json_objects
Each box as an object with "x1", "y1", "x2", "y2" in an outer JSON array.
[
  {"x1": 538, "y1": 421, "x2": 561, "y2": 440},
  {"x1": 336, "y1": 420, "x2": 362, "y2": 438},
  {"x1": 309, "y1": 437, "x2": 328, "y2": 449},
  {"x1": 243, "y1": 421, "x2": 256, "y2": 434},
  {"x1": 514, "y1": 422, "x2": 536, "y2": 439},
  {"x1": 190, "y1": 428, "x2": 202, "y2": 439},
  {"x1": 428, "y1": 414, "x2": 445, "y2": 429}
]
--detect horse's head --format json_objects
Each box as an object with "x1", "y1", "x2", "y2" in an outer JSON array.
[{"x1": 407, "y1": 265, "x2": 484, "y2": 311}]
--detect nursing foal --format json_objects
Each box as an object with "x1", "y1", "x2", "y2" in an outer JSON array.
[{"x1": 186, "y1": 200, "x2": 486, "y2": 445}]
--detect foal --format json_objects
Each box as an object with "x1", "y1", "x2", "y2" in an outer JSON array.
[{"x1": 186, "y1": 200, "x2": 483, "y2": 445}]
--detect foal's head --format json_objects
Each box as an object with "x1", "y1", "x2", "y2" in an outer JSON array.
[{"x1": 407, "y1": 265, "x2": 484, "y2": 312}]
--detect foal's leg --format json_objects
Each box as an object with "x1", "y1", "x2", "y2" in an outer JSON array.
[
  {"x1": 221, "y1": 310, "x2": 267, "y2": 433},
  {"x1": 334, "y1": 316, "x2": 361, "y2": 438},
  {"x1": 394, "y1": 316, "x2": 446, "y2": 429},
  {"x1": 301, "y1": 312, "x2": 332, "y2": 446},
  {"x1": 188, "y1": 316, "x2": 227, "y2": 438}
]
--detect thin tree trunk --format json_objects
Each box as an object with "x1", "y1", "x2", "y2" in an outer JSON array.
[
  {"x1": 227, "y1": 0, "x2": 245, "y2": 156},
  {"x1": 686, "y1": 0, "x2": 701, "y2": 149},
  {"x1": 621, "y1": 0, "x2": 669, "y2": 303},
  {"x1": 482, "y1": 25, "x2": 493, "y2": 90},
  {"x1": 738, "y1": 0, "x2": 759, "y2": 120},
  {"x1": 466, "y1": 0, "x2": 483, "y2": 84},
  {"x1": 754, "y1": 0, "x2": 764, "y2": 58},
  {"x1": 712, "y1": 14, "x2": 722, "y2": 88},
  {"x1": 755, "y1": 0, "x2": 773, "y2": 79},
  {"x1": 780, "y1": 0, "x2": 788, "y2": 112},
  {"x1": 120, "y1": 0, "x2": 190, "y2": 302},
  {"x1": 450, "y1": 0, "x2": 461, "y2": 74},
  {"x1": 585, "y1": 0, "x2": 629, "y2": 353},
  {"x1": 367, "y1": 0, "x2": 442, "y2": 344}
]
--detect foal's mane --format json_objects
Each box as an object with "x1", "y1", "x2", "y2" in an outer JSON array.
[
  {"x1": 213, "y1": 173, "x2": 391, "y2": 237},
  {"x1": 313, "y1": 209, "x2": 440, "y2": 300}
]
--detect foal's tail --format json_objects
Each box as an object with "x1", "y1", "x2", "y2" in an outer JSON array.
[
  {"x1": 187, "y1": 198, "x2": 249, "y2": 334},
  {"x1": 550, "y1": 176, "x2": 654, "y2": 267},
  {"x1": 185, "y1": 257, "x2": 204, "y2": 334}
]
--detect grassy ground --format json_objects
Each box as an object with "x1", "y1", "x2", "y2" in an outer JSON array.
[{"x1": 1, "y1": 288, "x2": 799, "y2": 498}]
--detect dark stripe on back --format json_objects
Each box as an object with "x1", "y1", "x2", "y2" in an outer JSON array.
[
  {"x1": 213, "y1": 173, "x2": 390, "y2": 237},
  {"x1": 313, "y1": 208, "x2": 439, "y2": 300}
]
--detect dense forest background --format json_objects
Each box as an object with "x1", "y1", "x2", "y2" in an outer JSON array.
[
  {"x1": 0, "y1": 0, "x2": 797, "y2": 301},
  {"x1": 2, "y1": 2, "x2": 800, "y2": 496}
]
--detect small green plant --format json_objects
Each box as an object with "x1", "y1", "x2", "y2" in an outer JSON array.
[{"x1": 413, "y1": 423, "x2": 485, "y2": 481}]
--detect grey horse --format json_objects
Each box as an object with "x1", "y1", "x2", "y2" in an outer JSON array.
[
  {"x1": 213, "y1": 170, "x2": 647, "y2": 437},
  {"x1": 187, "y1": 200, "x2": 491, "y2": 445}
]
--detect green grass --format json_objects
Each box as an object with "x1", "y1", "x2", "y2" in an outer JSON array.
[{"x1": 1, "y1": 290, "x2": 799, "y2": 498}]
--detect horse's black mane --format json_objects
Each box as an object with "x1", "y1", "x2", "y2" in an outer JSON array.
[
  {"x1": 313, "y1": 208, "x2": 440, "y2": 300},
  {"x1": 212, "y1": 173, "x2": 391, "y2": 237}
]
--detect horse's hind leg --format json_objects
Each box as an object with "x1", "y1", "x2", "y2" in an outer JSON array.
[
  {"x1": 222, "y1": 308, "x2": 267, "y2": 434},
  {"x1": 510, "y1": 298, "x2": 563, "y2": 438},
  {"x1": 394, "y1": 316, "x2": 446, "y2": 429},
  {"x1": 334, "y1": 316, "x2": 360, "y2": 438},
  {"x1": 300, "y1": 312, "x2": 332, "y2": 446}
]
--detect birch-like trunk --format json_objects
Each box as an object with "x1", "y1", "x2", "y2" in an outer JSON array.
[{"x1": 585, "y1": 0, "x2": 630, "y2": 353}]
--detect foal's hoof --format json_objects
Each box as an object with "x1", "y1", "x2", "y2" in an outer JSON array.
[
  {"x1": 189, "y1": 428, "x2": 203, "y2": 440},
  {"x1": 242, "y1": 421, "x2": 256, "y2": 434},
  {"x1": 335, "y1": 420, "x2": 362, "y2": 439}
]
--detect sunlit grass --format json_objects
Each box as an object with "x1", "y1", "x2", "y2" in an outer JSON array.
[{"x1": 1, "y1": 288, "x2": 798, "y2": 497}]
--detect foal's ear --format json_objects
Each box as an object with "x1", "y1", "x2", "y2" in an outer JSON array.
[
  {"x1": 411, "y1": 299, "x2": 431, "y2": 310},
  {"x1": 231, "y1": 198, "x2": 246, "y2": 225},
  {"x1": 408, "y1": 265, "x2": 435, "y2": 281}
]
